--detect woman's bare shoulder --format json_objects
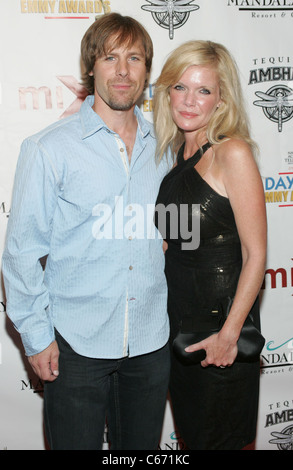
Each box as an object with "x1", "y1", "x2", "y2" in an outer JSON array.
[{"x1": 214, "y1": 138, "x2": 255, "y2": 171}]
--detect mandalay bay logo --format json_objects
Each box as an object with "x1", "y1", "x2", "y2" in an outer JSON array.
[
  {"x1": 227, "y1": 0, "x2": 293, "y2": 11},
  {"x1": 141, "y1": 0, "x2": 199, "y2": 39}
]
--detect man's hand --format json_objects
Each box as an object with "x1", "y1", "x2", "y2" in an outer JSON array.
[
  {"x1": 28, "y1": 340, "x2": 59, "y2": 381},
  {"x1": 163, "y1": 240, "x2": 168, "y2": 253}
]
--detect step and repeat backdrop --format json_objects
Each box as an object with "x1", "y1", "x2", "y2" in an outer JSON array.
[{"x1": 0, "y1": 0, "x2": 292, "y2": 451}]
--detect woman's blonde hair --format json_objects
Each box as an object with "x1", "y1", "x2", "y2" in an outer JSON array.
[{"x1": 153, "y1": 40, "x2": 256, "y2": 160}]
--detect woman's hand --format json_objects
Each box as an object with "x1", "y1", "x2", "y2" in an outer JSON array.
[{"x1": 185, "y1": 329, "x2": 238, "y2": 368}]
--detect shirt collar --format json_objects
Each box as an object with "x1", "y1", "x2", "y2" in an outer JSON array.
[{"x1": 80, "y1": 95, "x2": 155, "y2": 140}]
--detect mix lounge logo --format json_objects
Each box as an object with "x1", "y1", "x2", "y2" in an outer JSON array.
[
  {"x1": 261, "y1": 258, "x2": 293, "y2": 290},
  {"x1": 141, "y1": 0, "x2": 199, "y2": 39},
  {"x1": 19, "y1": 76, "x2": 89, "y2": 118},
  {"x1": 18, "y1": 77, "x2": 155, "y2": 118}
]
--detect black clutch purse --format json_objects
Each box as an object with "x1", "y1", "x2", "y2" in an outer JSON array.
[{"x1": 172, "y1": 297, "x2": 265, "y2": 365}]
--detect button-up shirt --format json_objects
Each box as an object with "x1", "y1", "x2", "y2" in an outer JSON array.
[{"x1": 2, "y1": 96, "x2": 170, "y2": 358}]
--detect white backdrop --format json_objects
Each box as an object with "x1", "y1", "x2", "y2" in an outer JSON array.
[{"x1": 1, "y1": 0, "x2": 293, "y2": 451}]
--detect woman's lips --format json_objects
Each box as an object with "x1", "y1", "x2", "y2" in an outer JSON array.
[{"x1": 179, "y1": 111, "x2": 198, "y2": 118}]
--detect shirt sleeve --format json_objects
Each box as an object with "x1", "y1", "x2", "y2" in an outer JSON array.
[{"x1": 2, "y1": 137, "x2": 61, "y2": 356}]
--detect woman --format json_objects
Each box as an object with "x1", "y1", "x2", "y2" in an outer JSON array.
[{"x1": 154, "y1": 41, "x2": 267, "y2": 450}]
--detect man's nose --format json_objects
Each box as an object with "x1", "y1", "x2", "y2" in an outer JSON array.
[{"x1": 116, "y1": 58, "x2": 129, "y2": 77}]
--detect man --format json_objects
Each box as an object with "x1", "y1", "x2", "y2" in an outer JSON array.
[{"x1": 2, "y1": 13, "x2": 170, "y2": 450}]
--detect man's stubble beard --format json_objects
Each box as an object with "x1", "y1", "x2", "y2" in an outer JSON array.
[
  {"x1": 105, "y1": 80, "x2": 143, "y2": 111},
  {"x1": 106, "y1": 89, "x2": 137, "y2": 111},
  {"x1": 107, "y1": 97, "x2": 135, "y2": 111}
]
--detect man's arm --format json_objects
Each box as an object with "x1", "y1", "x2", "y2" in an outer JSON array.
[{"x1": 2, "y1": 137, "x2": 60, "y2": 358}]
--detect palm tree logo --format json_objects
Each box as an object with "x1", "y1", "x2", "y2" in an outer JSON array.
[
  {"x1": 253, "y1": 85, "x2": 293, "y2": 132},
  {"x1": 141, "y1": 0, "x2": 199, "y2": 39}
]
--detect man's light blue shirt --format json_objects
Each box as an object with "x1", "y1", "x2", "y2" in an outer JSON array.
[{"x1": 2, "y1": 96, "x2": 170, "y2": 358}]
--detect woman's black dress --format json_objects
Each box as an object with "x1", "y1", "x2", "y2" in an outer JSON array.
[{"x1": 155, "y1": 143, "x2": 261, "y2": 450}]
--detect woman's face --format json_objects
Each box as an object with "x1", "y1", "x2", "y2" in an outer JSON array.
[{"x1": 169, "y1": 64, "x2": 222, "y2": 137}]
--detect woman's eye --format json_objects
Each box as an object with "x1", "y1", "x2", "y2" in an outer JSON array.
[
  {"x1": 200, "y1": 88, "x2": 211, "y2": 95},
  {"x1": 173, "y1": 85, "x2": 185, "y2": 91}
]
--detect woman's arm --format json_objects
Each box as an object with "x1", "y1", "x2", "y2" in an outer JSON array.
[{"x1": 186, "y1": 138, "x2": 267, "y2": 367}]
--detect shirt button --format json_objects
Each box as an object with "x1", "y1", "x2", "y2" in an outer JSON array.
[
  {"x1": 129, "y1": 265, "x2": 133, "y2": 270},
  {"x1": 120, "y1": 148, "x2": 124, "y2": 152},
  {"x1": 128, "y1": 236, "x2": 132, "y2": 241}
]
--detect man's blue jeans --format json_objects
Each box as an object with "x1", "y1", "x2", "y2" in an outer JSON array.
[{"x1": 44, "y1": 331, "x2": 170, "y2": 450}]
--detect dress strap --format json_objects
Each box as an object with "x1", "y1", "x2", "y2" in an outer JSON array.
[{"x1": 177, "y1": 141, "x2": 211, "y2": 167}]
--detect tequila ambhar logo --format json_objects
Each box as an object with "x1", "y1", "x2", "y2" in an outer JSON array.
[
  {"x1": 253, "y1": 85, "x2": 293, "y2": 132},
  {"x1": 141, "y1": 0, "x2": 199, "y2": 39},
  {"x1": 270, "y1": 425, "x2": 293, "y2": 450}
]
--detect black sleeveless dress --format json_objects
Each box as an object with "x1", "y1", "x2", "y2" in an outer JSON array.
[{"x1": 155, "y1": 143, "x2": 261, "y2": 450}]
